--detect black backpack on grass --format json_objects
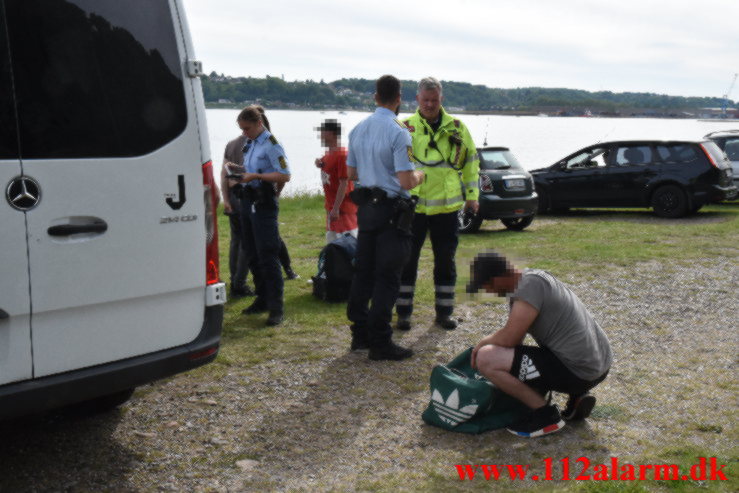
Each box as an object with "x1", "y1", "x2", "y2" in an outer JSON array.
[{"x1": 312, "y1": 234, "x2": 357, "y2": 302}]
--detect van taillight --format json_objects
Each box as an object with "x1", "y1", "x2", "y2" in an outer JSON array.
[
  {"x1": 700, "y1": 144, "x2": 720, "y2": 169},
  {"x1": 202, "y1": 160, "x2": 220, "y2": 285}
]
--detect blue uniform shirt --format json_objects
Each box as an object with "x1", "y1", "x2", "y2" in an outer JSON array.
[
  {"x1": 347, "y1": 107, "x2": 415, "y2": 198},
  {"x1": 243, "y1": 129, "x2": 291, "y2": 189}
]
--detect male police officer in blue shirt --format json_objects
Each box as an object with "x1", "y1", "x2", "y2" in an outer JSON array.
[
  {"x1": 346, "y1": 75, "x2": 424, "y2": 361},
  {"x1": 229, "y1": 105, "x2": 290, "y2": 326}
]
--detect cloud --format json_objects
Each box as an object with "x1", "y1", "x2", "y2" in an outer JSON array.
[{"x1": 181, "y1": 0, "x2": 739, "y2": 98}]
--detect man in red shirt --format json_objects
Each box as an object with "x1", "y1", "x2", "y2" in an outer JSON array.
[{"x1": 315, "y1": 119, "x2": 358, "y2": 242}]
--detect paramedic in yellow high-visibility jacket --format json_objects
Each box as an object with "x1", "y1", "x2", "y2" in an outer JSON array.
[{"x1": 395, "y1": 77, "x2": 480, "y2": 331}]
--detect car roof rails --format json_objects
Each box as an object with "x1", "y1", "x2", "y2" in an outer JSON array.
[{"x1": 704, "y1": 129, "x2": 739, "y2": 138}]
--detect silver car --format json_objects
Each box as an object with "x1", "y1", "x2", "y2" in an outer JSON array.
[{"x1": 705, "y1": 130, "x2": 739, "y2": 192}]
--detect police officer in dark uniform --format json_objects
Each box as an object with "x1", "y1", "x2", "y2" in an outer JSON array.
[
  {"x1": 228, "y1": 105, "x2": 291, "y2": 326},
  {"x1": 346, "y1": 75, "x2": 424, "y2": 361}
]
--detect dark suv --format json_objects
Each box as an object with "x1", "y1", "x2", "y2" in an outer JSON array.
[
  {"x1": 458, "y1": 146, "x2": 538, "y2": 233},
  {"x1": 530, "y1": 140, "x2": 737, "y2": 218}
]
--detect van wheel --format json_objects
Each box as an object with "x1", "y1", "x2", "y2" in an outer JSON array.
[
  {"x1": 651, "y1": 185, "x2": 687, "y2": 218},
  {"x1": 501, "y1": 216, "x2": 534, "y2": 231},
  {"x1": 457, "y1": 209, "x2": 482, "y2": 234}
]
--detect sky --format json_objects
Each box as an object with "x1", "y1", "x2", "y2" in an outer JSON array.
[{"x1": 181, "y1": 0, "x2": 739, "y2": 100}]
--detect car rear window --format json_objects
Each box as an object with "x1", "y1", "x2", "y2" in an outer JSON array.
[
  {"x1": 3, "y1": 0, "x2": 187, "y2": 159},
  {"x1": 655, "y1": 144, "x2": 699, "y2": 163},
  {"x1": 478, "y1": 149, "x2": 523, "y2": 170}
]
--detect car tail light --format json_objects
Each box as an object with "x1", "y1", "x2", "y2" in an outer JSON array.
[
  {"x1": 479, "y1": 174, "x2": 494, "y2": 192},
  {"x1": 202, "y1": 160, "x2": 220, "y2": 285},
  {"x1": 700, "y1": 143, "x2": 720, "y2": 169}
]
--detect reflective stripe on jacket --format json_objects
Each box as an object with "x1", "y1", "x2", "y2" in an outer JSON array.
[{"x1": 404, "y1": 108, "x2": 479, "y2": 215}]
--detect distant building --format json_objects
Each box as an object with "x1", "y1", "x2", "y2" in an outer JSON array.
[{"x1": 697, "y1": 107, "x2": 738, "y2": 119}]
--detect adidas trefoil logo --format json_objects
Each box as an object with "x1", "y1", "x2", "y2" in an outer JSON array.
[
  {"x1": 431, "y1": 388, "x2": 478, "y2": 426},
  {"x1": 518, "y1": 355, "x2": 540, "y2": 381}
]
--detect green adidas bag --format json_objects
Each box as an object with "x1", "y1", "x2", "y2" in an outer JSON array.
[{"x1": 421, "y1": 347, "x2": 529, "y2": 434}]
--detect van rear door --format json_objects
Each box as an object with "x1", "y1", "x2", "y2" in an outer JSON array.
[
  {"x1": 0, "y1": 2, "x2": 33, "y2": 385},
  {"x1": 0, "y1": 172, "x2": 31, "y2": 386},
  {"x1": 5, "y1": 0, "x2": 211, "y2": 378}
]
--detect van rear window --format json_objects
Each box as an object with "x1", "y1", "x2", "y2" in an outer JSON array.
[{"x1": 3, "y1": 0, "x2": 187, "y2": 159}]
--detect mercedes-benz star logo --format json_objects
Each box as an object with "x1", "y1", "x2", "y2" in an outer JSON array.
[{"x1": 6, "y1": 176, "x2": 41, "y2": 211}]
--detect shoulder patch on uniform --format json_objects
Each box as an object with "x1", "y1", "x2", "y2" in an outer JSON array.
[
  {"x1": 403, "y1": 120, "x2": 415, "y2": 132},
  {"x1": 453, "y1": 119, "x2": 460, "y2": 128},
  {"x1": 278, "y1": 156, "x2": 287, "y2": 169},
  {"x1": 269, "y1": 135, "x2": 278, "y2": 145}
]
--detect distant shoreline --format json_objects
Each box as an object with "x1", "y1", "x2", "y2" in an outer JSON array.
[{"x1": 205, "y1": 104, "x2": 739, "y2": 120}]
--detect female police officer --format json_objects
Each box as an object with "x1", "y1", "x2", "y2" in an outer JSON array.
[{"x1": 229, "y1": 105, "x2": 291, "y2": 326}]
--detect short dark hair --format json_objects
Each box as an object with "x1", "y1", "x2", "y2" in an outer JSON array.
[
  {"x1": 316, "y1": 119, "x2": 341, "y2": 136},
  {"x1": 376, "y1": 75, "x2": 401, "y2": 104},
  {"x1": 466, "y1": 251, "x2": 512, "y2": 293}
]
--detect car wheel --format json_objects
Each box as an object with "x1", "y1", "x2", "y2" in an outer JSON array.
[
  {"x1": 501, "y1": 216, "x2": 534, "y2": 231},
  {"x1": 457, "y1": 209, "x2": 482, "y2": 234},
  {"x1": 651, "y1": 185, "x2": 688, "y2": 218}
]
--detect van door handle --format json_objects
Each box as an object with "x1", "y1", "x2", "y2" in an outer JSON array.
[
  {"x1": 48, "y1": 222, "x2": 108, "y2": 236},
  {"x1": 0, "y1": 309, "x2": 8, "y2": 320}
]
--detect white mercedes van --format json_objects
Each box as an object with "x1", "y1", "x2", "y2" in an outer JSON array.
[{"x1": 0, "y1": 0, "x2": 226, "y2": 418}]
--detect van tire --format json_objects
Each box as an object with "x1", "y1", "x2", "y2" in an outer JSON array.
[{"x1": 651, "y1": 185, "x2": 687, "y2": 218}]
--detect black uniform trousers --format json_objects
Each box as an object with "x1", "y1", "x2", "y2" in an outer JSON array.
[
  {"x1": 240, "y1": 194, "x2": 284, "y2": 315},
  {"x1": 396, "y1": 211, "x2": 459, "y2": 319},
  {"x1": 347, "y1": 202, "x2": 411, "y2": 347}
]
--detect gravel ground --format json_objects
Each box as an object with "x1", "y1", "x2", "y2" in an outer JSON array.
[{"x1": 1, "y1": 256, "x2": 737, "y2": 492}]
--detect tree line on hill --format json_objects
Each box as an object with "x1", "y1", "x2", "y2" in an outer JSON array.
[{"x1": 201, "y1": 73, "x2": 734, "y2": 117}]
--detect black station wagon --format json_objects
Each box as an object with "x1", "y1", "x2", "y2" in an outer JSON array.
[{"x1": 530, "y1": 140, "x2": 737, "y2": 218}]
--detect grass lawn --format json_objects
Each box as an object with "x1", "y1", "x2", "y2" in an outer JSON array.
[{"x1": 207, "y1": 197, "x2": 738, "y2": 492}]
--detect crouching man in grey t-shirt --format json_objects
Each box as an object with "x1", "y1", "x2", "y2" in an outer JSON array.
[{"x1": 468, "y1": 251, "x2": 612, "y2": 438}]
